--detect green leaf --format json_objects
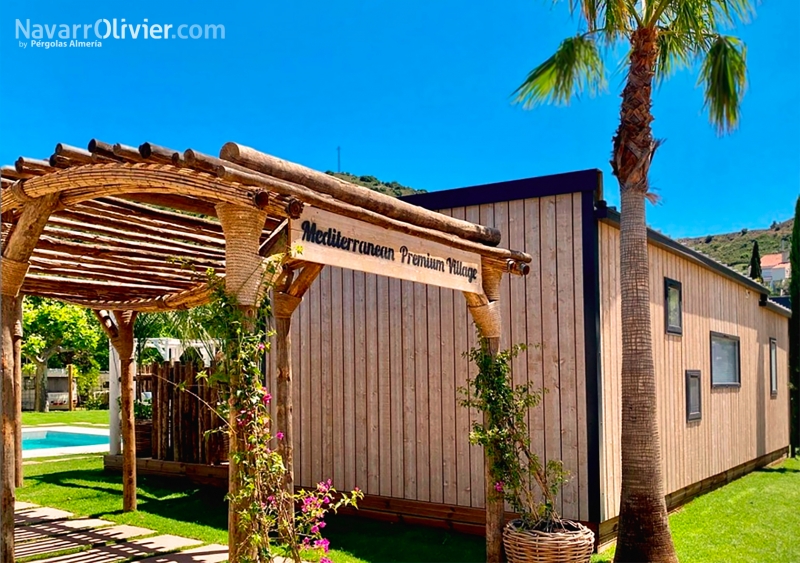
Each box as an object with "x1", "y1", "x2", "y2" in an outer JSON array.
[
  {"x1": 698, "y1": 34, "x2": 747, "y2": 134},
  {"x1": 514, "y1": 34, "x2": 606, "y2": 108}
]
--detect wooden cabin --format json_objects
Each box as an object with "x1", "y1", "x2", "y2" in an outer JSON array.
[{"x1": 263, "y1": 169, "x2": 790, "y2": 542}]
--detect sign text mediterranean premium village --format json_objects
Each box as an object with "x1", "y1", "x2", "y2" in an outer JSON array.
[{"x1": 289, "y1": 207, "x2": 483, "y2": 293}]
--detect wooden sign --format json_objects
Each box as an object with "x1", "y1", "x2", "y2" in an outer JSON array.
[{"x1": 289, "y1": 206, "x2": 482, "y2": 292}]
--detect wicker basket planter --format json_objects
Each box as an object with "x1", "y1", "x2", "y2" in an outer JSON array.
[
  {"x1": 503, "y1": 519, "x2": 594, "y2": 563},
  {"x1": 134, "y1": 420, "x2": 152, "y2": 458}
]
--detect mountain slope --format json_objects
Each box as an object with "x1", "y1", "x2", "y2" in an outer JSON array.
[
  {"x1": 679, "y1": 219, "x2": 793, "y2": 275},
  {"x1": 325, "y1": 171, "x2": 425, "y2": 197}
]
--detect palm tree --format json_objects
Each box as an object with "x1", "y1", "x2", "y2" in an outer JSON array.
[{"x1": 514, "y1": 2, "x2": 752, "y2": 561}]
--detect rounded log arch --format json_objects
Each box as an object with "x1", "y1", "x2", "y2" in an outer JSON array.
[{"x1": 1, "y1": 163, "x2": 261, "y2": 213}]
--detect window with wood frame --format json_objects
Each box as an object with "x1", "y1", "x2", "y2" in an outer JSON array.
[
  {"x1": 770, "y1": 338, "x2": 778, "y2": 396},
  {"x1": 711, "y1": 332, "x2": 740, "y2": 387},
  {"x1": 665, "y1": 278, "x2": 682, "y2": 335},
  {"x1": 686, "y1": 370, "x2": 701, "y2": 421}
]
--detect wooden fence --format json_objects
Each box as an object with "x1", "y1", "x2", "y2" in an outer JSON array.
[
  {"x1": 149, "y1": 361, "x2": 227, "y2": 465},
  {"x1": 135, "y1": 364, "x2": 154, "y2": 401}
]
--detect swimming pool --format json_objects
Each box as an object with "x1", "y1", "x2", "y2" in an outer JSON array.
[
  {"x1": 22, "y1": 427, "x2": 110, "y2": 458},
  {"x1": 23, "y1": 430, "x2": 108, "y2": 450}
]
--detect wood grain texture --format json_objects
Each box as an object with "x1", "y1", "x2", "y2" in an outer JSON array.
[
  {"x1": 286, "y1": 196, "x2": 590, "y2": 523},
  {"x1": 598, "y1": 220, "x2": 790, "y2": 521}
]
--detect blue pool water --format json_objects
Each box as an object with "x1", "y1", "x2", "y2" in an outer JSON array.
[{"x1": 22, "y1": 431, "x2": 109, "y2": 450}]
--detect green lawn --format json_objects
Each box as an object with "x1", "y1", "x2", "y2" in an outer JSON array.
[
  {"x1": 18, "y1": 454, "x2": 484, "y2": 562},
  {"x1": 21, "y1": 410, "x2": 109, "y2": 427},
  {"x1": 593, "y1": 457, "x2": 800, "y2": 563},
  {"x1": 18, "y1": 454, "x2": 799, "y2": 563}
]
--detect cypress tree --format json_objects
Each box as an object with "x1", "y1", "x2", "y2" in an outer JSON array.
[
  {"x1": 749, "y1": 241, "x2": 762, "y2": 282},
  {"x1": 790, "y1": 201, "x2": 800, "y2": 455}
]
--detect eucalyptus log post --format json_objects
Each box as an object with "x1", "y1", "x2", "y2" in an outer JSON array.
[
  {"x1": 273, "y1": 263, "x2": 322, "y2": 511},
  {"x1": 95, "y1": 310, "x2": 138, "y2": 511},
  {"x1": 0, "y1": 193, "x2": 60, "y2": 560},
  {"x1": 216, "y1": 203, "x2": 270, "y2": 563},
  {"x1": 1, "y1": 297, "x2": 20, "y2": 563},
  {"x1": 14, "y1": 297, "x2": 23, "y2": 488},
  {"x1": 465, "y1": 260, "x2": 505, "y2": 563}
]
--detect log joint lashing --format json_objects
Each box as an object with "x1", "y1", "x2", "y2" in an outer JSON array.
[
  {"x1": 1, "y1": 193, "x2": 61, "y2": 296},
  {"x1": 1, "y1": 257, "x2": 30, "y2": 297}
]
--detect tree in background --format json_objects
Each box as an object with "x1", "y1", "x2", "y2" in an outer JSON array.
[
  {"x1": 515, "y1": 1, "x2": 753, "y2": 561},
  {"x1": 22, "y1": 297, "x2": 103, "y2": 411},
  {"x1": 749, "y1": 240, "x2": 762, "y2": 282},
  {"x1": 789, "y1": 197, "x2": 800, "y2": 456},
  {"x1": 133, "y1": 313, "x2": 174, "y2": 367}
]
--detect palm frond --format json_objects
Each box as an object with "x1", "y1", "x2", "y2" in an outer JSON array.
[
  {"x1": 604, "y1": 0, "x2": 629, "y2": 40},
  {"x1": 698, "y1": 34, "x2": 747, "y2": 134},
  {"x1": 514, "y1": 34, "x2": 606, "y2": 108},
  {"x1": 712, "y1": 0, "x2": 755, "y2": 27},
  {"x1": 656, "y1": 0, "x2": 755, "y2": 32},
  {"x1": 654, "y1": 26, "x2": 696, "y2": 82}
]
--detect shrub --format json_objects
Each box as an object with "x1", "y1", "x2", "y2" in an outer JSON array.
[{"x1": 85, "y1": 393, "x2": 108, "y2": 410}]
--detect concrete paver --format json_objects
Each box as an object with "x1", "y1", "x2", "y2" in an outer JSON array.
[
  {"x1": 15, "y1": 519, "x2": 115, "y2": 543},
  {"x1": 30, "y1": 534, "x2": 204, "y2": 563},
  {"x1": 13, "y1": 504, "x2": 226, "y2": 563},
  {"x1": 137, "y1": 543, "x2": 229, "y2": 563},
  {"x1": 15, "y1": 525, "x2": 156, "y2": 559},
  {"x1": 14, "y1": 507, "x2": 74, "y2": 526}
]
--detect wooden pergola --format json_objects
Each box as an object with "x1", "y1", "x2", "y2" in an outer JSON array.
[{"x1": 0, "y1": 139, "x2": 532, "y2": 562}]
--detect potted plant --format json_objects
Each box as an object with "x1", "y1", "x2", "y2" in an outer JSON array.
[{"x1": 461, "y1": 339, "x2": 594, "y2": 563}]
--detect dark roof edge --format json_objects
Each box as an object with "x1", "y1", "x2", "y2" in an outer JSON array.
[
  {"x1": 400, "y1": 169, "x2": 602, "y2": 210},
  {"x1": 600, "y1": 206, "x2": 790, "y2": 318},
  {"x1": 764, "y1": 299, "x2": 792, "y2": 319}
]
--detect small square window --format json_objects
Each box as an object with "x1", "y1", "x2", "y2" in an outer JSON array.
[
  {"x1": 770, "y1": 338, "x2": 778, "y2": 396},
  {"x1": 711, "y1": 332, "x2": 740, "y2": 387},
  {"x1": 665, "y1": 278, "x2": 682, "y2": 335},
  {"x1": 686, "y1": 370, "x2": 701, "y2": 421}
]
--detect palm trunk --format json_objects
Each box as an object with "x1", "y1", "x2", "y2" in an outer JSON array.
[{"x1": 611, "y1": 28, "x2": 677, "y2": 563}]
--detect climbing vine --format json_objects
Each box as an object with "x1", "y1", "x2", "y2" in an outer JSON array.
[
  {"x1": 459, "y1": 336, "x2": 569, "y2": 531},
  {"x1": 196, "y1": 270, "x2": 362, "y2": 562}
]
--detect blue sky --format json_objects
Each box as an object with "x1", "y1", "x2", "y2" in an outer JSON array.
[{"x1": 2, "y1": 0, "x2": 798, "y2": 239}]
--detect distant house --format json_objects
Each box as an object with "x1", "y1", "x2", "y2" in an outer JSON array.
[
  {"x1": 22, "y1": 369, "x2": 77, "y2": 411},
  {"x1": 762, "y1": 251, "x2": 790, "y2": 293}
]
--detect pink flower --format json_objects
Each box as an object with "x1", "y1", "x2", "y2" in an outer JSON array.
[
  {"x1": 258, "y1": 343, "x2": 266, "y2": 351},
  {"x1": 314, "y1": 538, "x2": 330, "y2": 553},
  {"x1": 262, "y1": 393, "x2": 272, "y2": 404},
  {"x1": 494, "y1": 481, "x2": 504, "y2": 493},
  {"x1": 276, "y1": 431, "x2": 284, "y2": 441},
  {"x1": 311, "y1": 524, "x2": 320, "y2": 534}
]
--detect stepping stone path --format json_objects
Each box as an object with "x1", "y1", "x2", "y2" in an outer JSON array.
[{"x1": 13, "y1": 501, "x2": 227, "y2": 563}]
